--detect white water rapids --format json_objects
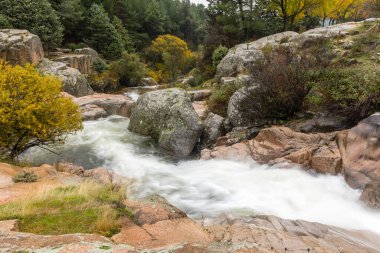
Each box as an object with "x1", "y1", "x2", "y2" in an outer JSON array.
[{"x1": 25, "y1": 116, "x2": 380, "y2": 235}]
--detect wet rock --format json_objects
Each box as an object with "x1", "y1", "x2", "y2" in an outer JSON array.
[
  {"x1": 203, "y1": 126, "x2": 342, "y2": 176},
  {"x1": 129, "y1": 89, "x2": 203, "y2": 158},
  {"x1": 201, "y1": 142, "x2": 252, "y2": 161},
  {"x1": 0, "y1": 29, "x2": 44, "y2": 65},
  {"x1": 79, "y1": 104, "x2": 108, "y2": 120},
  {"x1": 202, "y1": 113, "x2": 225, "y2": 148},
  {"x1": 74, "y1": 93, "x2": 134, "y2": 120},
  {"x1": 360, "y1": 181, "x2": 380, "y2": 209},
  {"x1": 249, "y1": 127, "x2": 342, "y2": 174},
  {"x1": 38, "y1": 58, "x2": 94, "y2": 97},
  {"x1": 339, "y1": 112, "x2": 380, "y2": 188}
]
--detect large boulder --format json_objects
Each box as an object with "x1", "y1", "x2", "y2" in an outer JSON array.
[
  {"x1": 74, "y1": 93, "x2": 134, "y2": 120},
  {"x1": 0, "y1": 29, "x2": 44, "y2": 65},
  {"x1": 227, "y1": 85, "x2": 265, "y2": 127},
  {"x1": 216, "y1": 22, "x2": 361, "y2": 81},
  {"x1": 38, "y1": 59, "x2": 94, "y2": 97},
  {"x1": 128, "y1": 89, "x2": 203, "y2": 158},
  {"x1": 339, "y1": 113, "x2": 380, "y2": 189},
  {"x1": 216, "y1": 31, "x2": 298, "y2": 79}
]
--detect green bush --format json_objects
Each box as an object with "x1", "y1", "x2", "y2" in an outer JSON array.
[
  {"x1": 249, "y1": 46, "x2": 327, "y2": 119},
  {"x1": 110, "y1": 52, "x2": 147, "y2": 87},
  {"x1": 65, "y1": 42, "x2": 88, "y2": 51},
  {"x1": 212, "y1": 45, "x2": 229, "y2": 68},
  {"x1": 351, "y1": 32, "x2": 380, "y2": 56},
  {"x1": 208, "y1": 83, "x2": 239, "y2": 117},
  {"x1": 12, "y1": 171, "x2": 37, "y2": 183},
  {"x1": 92, "y1": 58, "x2": 108, "y2": 74},
  {"x1": 0, "y1": 14, "x2": 11, "y2": 29},
  {"x1": 308, "y1": 65, "x2": 380, "y2": 119}
]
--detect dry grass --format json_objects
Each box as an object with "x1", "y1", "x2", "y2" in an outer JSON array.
[{"x1": 0, "y1": 181, "x2": 128, "y2": 236}]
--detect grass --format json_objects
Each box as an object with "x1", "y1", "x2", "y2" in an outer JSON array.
[{"x1": 0, "y1": 181, "x2": 129, "y2": 237}]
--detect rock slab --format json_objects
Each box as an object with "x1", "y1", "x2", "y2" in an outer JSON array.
[{"x1": 0, "y1": 29, "x2": 44, "y2": 65}]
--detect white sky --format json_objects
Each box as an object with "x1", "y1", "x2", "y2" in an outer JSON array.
[{"x1": 191, "y1": 0, "x2": 208, "y2": 6}]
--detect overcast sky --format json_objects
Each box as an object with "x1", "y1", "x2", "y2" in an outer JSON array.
[{"x1": 191, "y1": 0, "x2": 208, "y2": 6}]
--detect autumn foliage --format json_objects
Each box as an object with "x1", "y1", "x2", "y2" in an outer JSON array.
[
  {"x1": 0, "y1": 62, "x2": 82, "y2": 160},
  {"x1": 148, "y1": 34, "x2": 194, "y2": 82}
]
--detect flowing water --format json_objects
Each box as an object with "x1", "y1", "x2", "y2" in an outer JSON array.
[{"x1": 24, "y1": 116, "x2": 380, "y2": 235}]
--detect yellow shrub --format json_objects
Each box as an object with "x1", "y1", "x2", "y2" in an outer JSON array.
[
  {"x1": 0, "y1": 61, "x2": 83, "y2": 160},
  {"x1": 148, "y1": 34, "x2": 195, "y2": 82}
]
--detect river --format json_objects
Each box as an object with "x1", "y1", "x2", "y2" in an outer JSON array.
[{"x1": 24, "y1": 116, "x2": 380, "y2": 235}]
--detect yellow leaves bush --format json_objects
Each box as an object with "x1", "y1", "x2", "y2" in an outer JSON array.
[
  {"x1": 148, "y1": 34, "x2": 195, "y2": 82},
  {"x1": 0, "y1": 61, "x2": 82, "y2": 160}
]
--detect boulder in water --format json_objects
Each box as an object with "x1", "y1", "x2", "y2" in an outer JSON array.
[
  {"x1": 360, "y1": 181, "x2": 380, "y2": 209},
  {"x1": 339, "y1": 112, "x2": 380, "y2": 189},
  {"x1": 128, "y1": 88, "x2": 203, "y2": 158}
]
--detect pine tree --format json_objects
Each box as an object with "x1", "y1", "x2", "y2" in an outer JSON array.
[
  {"x1": 83, "y1": 4, "x2": 124, "y2": 60},
  {"x1": 0, "y1": 0, "x2": 64, "y2": 50},
  {"x1": 112, "y1": 16, "x2": 134, "y2": 52},
  {"x1": 58, "y1": 0, "x2": 85, "y2": 42}
]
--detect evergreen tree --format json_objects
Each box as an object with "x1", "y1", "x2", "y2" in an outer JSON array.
[
  {"x1": 0, "y1": 0, "x2": 64, "y2": 50},
  {"x1": 0, "y1": 14, "x2": 11, "y2": 29},
  {"x1": 112, "y1": 16, "x2": 134, "y2": 52},
  {"x1": 59, "y1": 0, "x2": 85, "y2": 42},
  {"x1": 83, "y1": 4, "x2": 124, "y2": 60}
]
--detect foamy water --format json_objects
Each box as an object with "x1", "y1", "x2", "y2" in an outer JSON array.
[{"x1": 25, "y1": 116, "x2": 380, "y2": 235}]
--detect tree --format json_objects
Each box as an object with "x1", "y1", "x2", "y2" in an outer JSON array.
[
  {"x1": 0, "y1": 61, "x2": 82, "y2": 160},
  {"x1": 0, "y1": 0, "x2": 64, "y2": 50},
  {"x1": 112, "y1": 16, "x2": 134, "y2": 52},
  {"x1": 58, "y1": 0, "x2": 85, "y2": 42},
  {"x1": 148, "y1": 34, "x2": 194, "y2": 81},
  {"x1": 212, "y1": 45, "x2": 229, "y2": 67},
  {"x1": 109, "y1": 52, "x2": 147, "y2": 86},
  {"x1": 0, "y1": 14, "x2": 11, "y2": 29},
  {"x1": 83, "y1": 4, "x2": 124, "y2": 60},
  {"x1": 271, "y1": 0, "x2": 320, "y2": 30}
]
